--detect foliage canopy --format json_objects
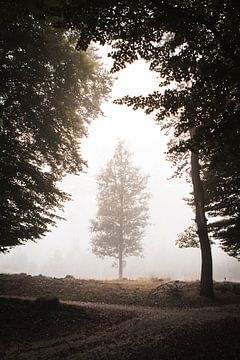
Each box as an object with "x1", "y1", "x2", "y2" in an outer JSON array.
[{"x1": 0, "y1": 7, "x2": 110, "y2": 252}]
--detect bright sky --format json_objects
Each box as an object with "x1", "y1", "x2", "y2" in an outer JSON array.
[{"x1": 0, "y1": 46, "x2": 239, "y2": 281}]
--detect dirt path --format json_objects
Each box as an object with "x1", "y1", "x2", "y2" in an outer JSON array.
[{"x1": 2, "y1": 299, "x2": 240, "y2": 360}]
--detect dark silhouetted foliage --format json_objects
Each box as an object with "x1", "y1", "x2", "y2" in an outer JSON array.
[{"x1": 0, "y1": 4, "x2": 111, "y2": 252}]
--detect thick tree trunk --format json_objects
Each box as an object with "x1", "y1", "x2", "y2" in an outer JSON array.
[{"x1": 190, "y1": 149, "x2": 214, "y2": 298}]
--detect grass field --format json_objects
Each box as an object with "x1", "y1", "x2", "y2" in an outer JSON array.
[
  {"x1": 1, "y1": 274, "x2": 240, "y2": 359},
  {"x1": 0, "y1": 273, "x2": 240, "y2": 308}
]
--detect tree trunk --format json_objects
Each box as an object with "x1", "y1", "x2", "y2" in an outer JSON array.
[
  {"x1": 118, "y1": 248, "x2": 123, "y2": 280},
  {"x1": 119, "y1": 163, "x2": 124, "y2": 280},
  {"x1": 190, "y1": 149, "x2": 214, "y2": 298}
]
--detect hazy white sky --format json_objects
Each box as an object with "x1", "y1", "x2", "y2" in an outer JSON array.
[{"x1": 0, "y1": 47, "x2": 239, "y2": 281}]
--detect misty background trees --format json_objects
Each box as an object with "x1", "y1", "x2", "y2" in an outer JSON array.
[
  {"x1": 0, "y1": 6, "x2": 111, "y2": 252},
  {"x1": 90, "y1": 141, "x2": 150, "y2": 279}
]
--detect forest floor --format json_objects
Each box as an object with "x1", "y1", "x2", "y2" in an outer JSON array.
[{"x1": 1, "y1": 273, "x2": 240, "y2": 359}]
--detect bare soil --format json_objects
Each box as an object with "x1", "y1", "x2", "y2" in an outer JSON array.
[{"x1": 1, "y1": 273, "x2": 240, "y2": 359}]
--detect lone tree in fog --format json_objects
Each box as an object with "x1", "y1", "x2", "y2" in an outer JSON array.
[{"x1": 90, "y1": 141, "x2": 150, "y2": 279}]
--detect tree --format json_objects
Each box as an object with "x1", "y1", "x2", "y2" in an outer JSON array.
[
  {"x1": 176, "y1": 225, "x2": 199, "y2": 249},
  {"x1": 37, "y1": 0, "x2": 240, "y2": 296},
  {"x1": 204, "y1": 146, "x2": 240, "y2": 260},
  {"x1": 90, "y1": 141, "x2": 150, "y2": 279},
  {"x1": 178, "y1": 144, "x2": 240, "y2": 261},
  {"x1": 0, "y1": 7, "x2": 111, "y2": 253}
]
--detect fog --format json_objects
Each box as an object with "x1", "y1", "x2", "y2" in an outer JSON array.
[{"x1": 1, "y1": 49, "x2": 239, "y2": 282}]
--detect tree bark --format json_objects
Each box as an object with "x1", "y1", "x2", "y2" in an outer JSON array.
[{"x1": 190, "y1": 144, "x2": 214, "y2": 298}]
